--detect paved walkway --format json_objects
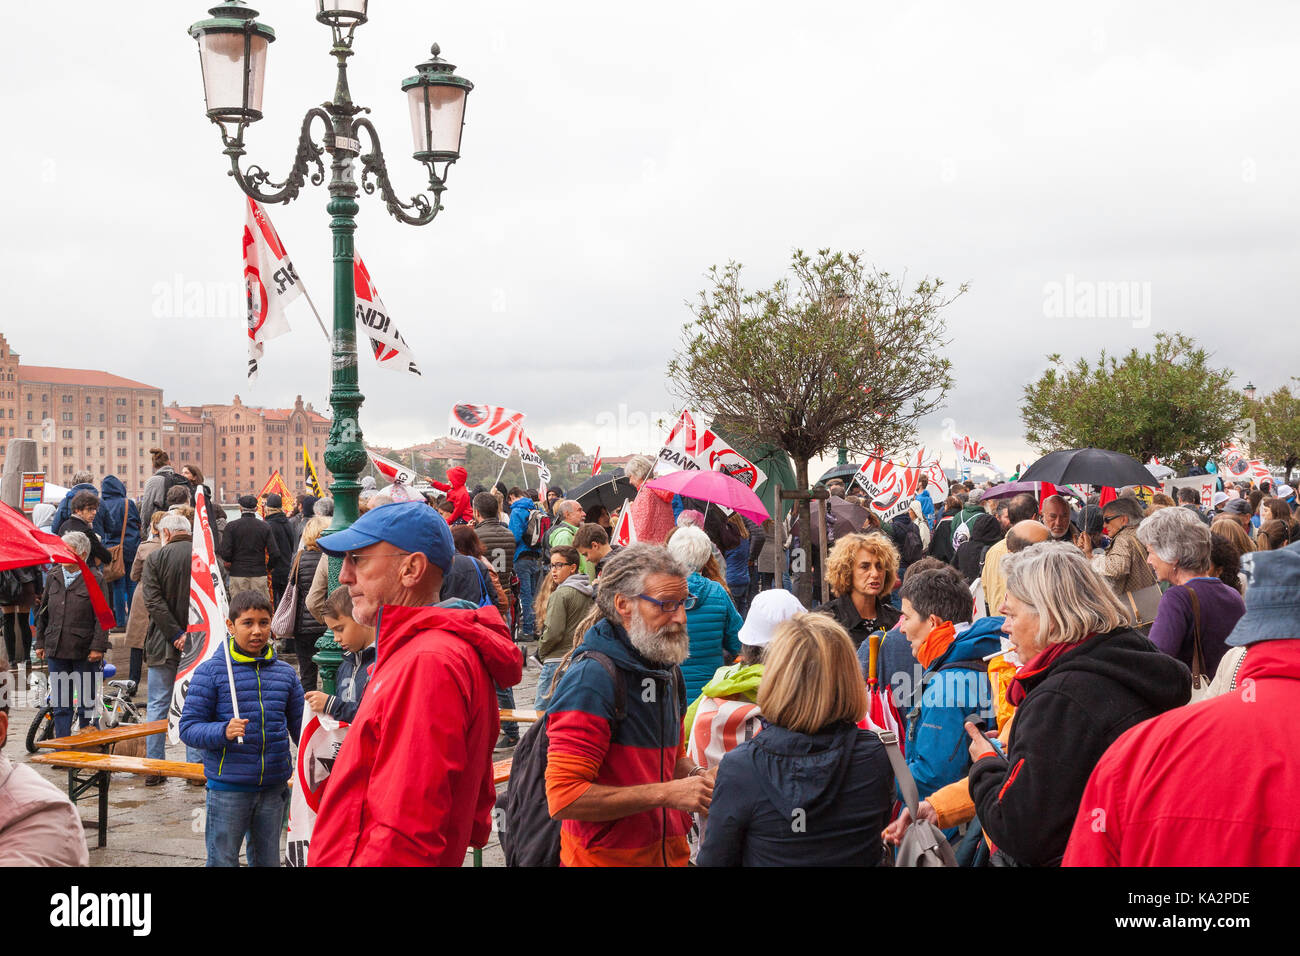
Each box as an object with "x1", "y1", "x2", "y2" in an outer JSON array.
[{"x1": 4, "y1": 634, "x2": 543, "y2": 867}]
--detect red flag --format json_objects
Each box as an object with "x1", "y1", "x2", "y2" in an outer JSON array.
[
  {"x1": 592, "y1": 447, "x2": 602, "y2": 476},
  {"x1": 0, "y1": 502, "x2": 115, "y2": 629},
  {"x1": 1098, "y1": 486, "x2": 1118, "y2": 508},
  {"x1": 612, "y1": 504, "x2": 637, "y2": 547}
]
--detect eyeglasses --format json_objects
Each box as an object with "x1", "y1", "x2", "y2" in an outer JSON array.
[
  {"x1": 637, "y1": 593, "x2": 697, "y2": 614},
  {"x1": 341, "y1": 550, "x2": 410, "y2": 569},
  {"x1": 1102, "y1": 515, "x2": 1121, "y2": 527},
  {"x1": 550, "y1": 561, "x2": 576, "y2": 570}
]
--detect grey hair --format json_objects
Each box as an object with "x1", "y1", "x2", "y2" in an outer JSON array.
[
  {"x1": 1002, "y1": 541, "x2": 1128, "y2": 650},
  {"x1": 593, "y1": 543, "x2": 689, "y2": 622},
  {"x1": 556, "y1": 499, "x2": 582, "y2": 523},
  {"x1": 61, "y1": 531, "x2": 91, "y2": 559},
  {"x1": 158, "y1": 512, "x2": 190, "y2": 537},
  {"x1": 666, "y1": 524, "x2": 712, "y2": 573},
  {"x1": 625, "y1": 455, "x2": 656, "y2": 484},
  {"x1": 1136, "y1": 505, "x2": 1211, "y2": 573},
  {"x1": 1103, "y1": 495, "x2": 1146, "y2": 524},
  {"x1": 72, "y1": 471, "x2": 93, "y2": 486},
  {"x1": 314, "y1": 497, "x2": 334, "y2": 516}
]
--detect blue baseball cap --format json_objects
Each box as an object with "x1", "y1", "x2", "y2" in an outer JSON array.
[
  {"x1": 1225, "y1": 541, "x2": 1300, "y2": 647},
  {"x1": 318, "y1": 501, "x2": 455, "y2": 571}
]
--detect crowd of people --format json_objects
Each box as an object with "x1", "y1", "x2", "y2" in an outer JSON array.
[{"x1": 2, "y1": 445, "x2": 1299, "y2": 867}]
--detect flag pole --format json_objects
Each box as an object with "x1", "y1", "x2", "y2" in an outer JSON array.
[
  {"x1": 223, "y1": 636, "x2": 244, "y2": 745},
  {"x1": 494, "y1": 447, "x2": 513, "y2": 485},
  {"x1": 520, "y1": 455, "x2": 529, "y2": 489},
  {"x1": 300, "y1": 284, "x2": 331, "y2": 342}
]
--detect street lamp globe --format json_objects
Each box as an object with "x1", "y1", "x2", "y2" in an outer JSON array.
[
  {"x1": 188, "y1": 1, "x2": 276, "y2": 142},
  {"x1": 401, "y1": 45, "x2": 474, "y2": 168},
  {"x1": 316, "y1": 0, "x2": 368, "y2": 28}
]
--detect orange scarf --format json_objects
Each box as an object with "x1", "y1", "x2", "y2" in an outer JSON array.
[{"x1": 917, "y1": 620, "x2": 956, "y2": 669}]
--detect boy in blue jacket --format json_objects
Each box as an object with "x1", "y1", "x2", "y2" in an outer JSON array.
[
  {"x1": 896, "y1": 567, "x2": 1001, "y2": 824},
  {"x1": 179, "y1": 589, "x2": 304, "y2": 867},
  {"x1": 304, "y1": 587, "x2": 375, "y2": 723}
]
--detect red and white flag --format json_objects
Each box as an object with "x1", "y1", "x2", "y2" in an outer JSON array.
[
  {"x1": 285, "y1": 711, "x2": 350, "y2": 867},
  {"x1": 369, "y1": 450, "x2": 417, "y2": 485},
  {"x1": 447, "y1": 403, "x2": 527, "y2": 459},
  {"x1": 656, "y1": 410, "x2": 767, "y2": 490},
  {"x1": 243, "y1": 198, "x2": 305, "y2": 381},
  {"x1": 612, "y1": 502, "x2": 638, "y2": 547},
  {"x1": 169, "y1": 486, "x2": 230, "y2": 744},
  {"x1": 355, "y1": 251, "x2": 421, "y2": 376},
  {"x1": 592, "y1": 447, "x2": 602, "y2": 475},
  {"x1": 853, "y1": 451, "x2": 923, "y2": 521},
  {"x1": 518, "y1": 433, "x2": 552, "y2": 483}
]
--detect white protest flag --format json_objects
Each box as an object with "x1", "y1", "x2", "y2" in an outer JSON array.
[
  {"x1": 952, "y1": 434, "x2": 1003, "y2": 477},
  {"x1": 243, "y1": 197, "x2": 306, "y2": 381},
  {"x1": 354, "y1": 251, "x2": 421, "y2": 376},
  {"x1": 447, "y1": 404, "x2": 527, "y2": 459},
  {"x1": 612, "y1": 501, "x2": 638, "y2": 547},
  {"x1": 369, "y1": 449, "x2": 418, "y2": 486},
  {"x1": 285, "y1": 711, "x2": 350, "y2": 867},
  {"x1": 853, "y1": 451, "x2": 923, "y2": 522},
  {"x1": 168, "y1": 486, "x2": 230, "y2": 744},
  {"x1": 1220, "y1": 441, "x2": 1251, "y2": 481},
  {"x1": 656, "y1": 410, "x2": 767, "y2": 490},
  {"x1": 518, "y1": 433, "x2": 552, "y2": 483}
]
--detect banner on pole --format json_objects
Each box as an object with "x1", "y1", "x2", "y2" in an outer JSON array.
[
  {"x1": 656, "y1": 410, "x2": 767, "y2": 490},
  {"x1": 447, "y1": 404, "x2": 527, "y2": 459},
  {"x1": 243, "y1": 198, "x2": 305, "y2": 381},
  {"x1": 285, "y1": 711, "x2": 350, "y2": 867},
  {"x1": 369, "y1": 450, "x2": 418, "y2": 486},
  {"x1": 853, "y1": 451, "x2": 923, "y2": 522},
  {"x1": 168, "y1": 486, "x2": 230, "y2": 744},
  {"x1": 303, "y1": 446, "x2": 324, "y2": 498},
  {"x1": 256, "y1": 470, "x2": 295, "y2": 516},
  {"x1": 518, "y1": 433, "x2": 551, "y2": 483},
  {"x1": 354, "y1": 251, "x2": 421, "y2": 376}
]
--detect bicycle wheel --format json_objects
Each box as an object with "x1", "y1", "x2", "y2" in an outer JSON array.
[{"x1": 25, "y1": 706, "x2": 54, "y2": 754}]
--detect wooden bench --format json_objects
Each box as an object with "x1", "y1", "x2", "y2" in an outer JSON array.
[
  {"x1": 36, "y1": 719, "x2": 169, "y2": 752},
  {"x1": 499, "y1": 709, "x2": 540, "y2": 724},
  {"x1": 29, "y1": 751, "x2": 205, "y2": 848}
]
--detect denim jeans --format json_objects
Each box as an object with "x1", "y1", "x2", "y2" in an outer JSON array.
[
  {"x1": 146, "y1": 663, "x2": 202, "y2": 763},
  {"x1": 534, "y1": 659, "x2": 562, "y2": 713},
  {"x1": 110, "y1": 577, "x2": 136, "y2": 630},
  {"x1": 514, "y1": 554, "x2": 541, "y2": 637},
  {"x1": 48, "y1": 657, "x2": 99, "y2": 738},
  {"x1": 204, "y1": 785, "x2": 289, "y2": 867}
]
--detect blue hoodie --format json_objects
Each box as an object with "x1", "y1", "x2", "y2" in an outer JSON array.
[
  {"x1": 53, "y1": 483, "x2": 107, "y2": 539},
  {"x1": 98, "y1": 475, "x2": 141, "y2": 569},
  {"x1": 508, "y1": 497, "x2": 539, "y2": 562},
  {"x1": 904, "y1": 616, "x2": 1003, "y2": 809}
]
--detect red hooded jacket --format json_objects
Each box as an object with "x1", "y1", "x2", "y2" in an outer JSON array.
[
  {"x1": 431, "y1": 466, "x2": 473, "y2": 525},
  {"x1": 308, "y1": 602, "x2": 523, "y2": 867},
  {"x1": 1063, "y1": 640, "x2": 1300, "y2": 866}
]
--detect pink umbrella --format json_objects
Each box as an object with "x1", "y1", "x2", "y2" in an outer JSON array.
[{"x1": 643, "y1": 470, "x2": 771, "y2": 523}]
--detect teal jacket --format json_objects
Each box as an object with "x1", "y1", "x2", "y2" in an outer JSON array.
[{"x1": 682, "y1": 573, "x2": 743, "y2": 701}]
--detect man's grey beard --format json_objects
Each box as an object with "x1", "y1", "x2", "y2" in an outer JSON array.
[{"x1": 626, "y1": 608, "x2": 690, "y2": 665}]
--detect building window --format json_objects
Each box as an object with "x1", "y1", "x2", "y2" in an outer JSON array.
[
  {"x1": 116, "y1": 398, "x2": 126, "y2": 406},
  {"x1": 25, "y1": 410, "x2": 31, "y2": 420},
  {"x1": 85, "y1": 397, "x2": 92, "y2": 405},
  {"x1": 138, "y1": 400, "x2": 143, "y2": 407},
  {"x1": 98, "y1": 397, "x2": 104, "y2": 405},
  {"x1": 139, "y1": 465, "x2": 145, "y2": 475},
  {"x1": 138, "y1": 416, "x2": 144, "y2": 425},
  {"x1": 116, "y1": 415, "x2": 126, "y2": 424}
]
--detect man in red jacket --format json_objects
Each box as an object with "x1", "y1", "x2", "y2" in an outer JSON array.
[
  {"x1": 1063, "y1": 542, "x2": 1300, "y2": 866},
  {"x1": 308, "y1": 502, "x2": 523, "y2": 866},
  {"x1": 431, "y1": 466, "x2": 473, "y2": 525}
]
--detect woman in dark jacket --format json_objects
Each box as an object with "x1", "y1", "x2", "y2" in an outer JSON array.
[
  {"x1": 698, "y1": 612, "x2": 894, "y2": 866},
  {"x1": 289, "y1": 517, "x2": 329, "y2": 692},
  {"x1": 967, "y1": 542, "x2": 1190, "y2": 866},
  {"x1": 953, "y1": 512, "x2": 1004, "y2": 584},
  {"x1": 817, "y1": 533, "x2": 901, "y2": 649},
  {"x1": 56, "y1": 490, "x2": 113, "y2": 568},
  {"x1": 99, "y1": 475, "x2": 141, "y2": 629},
  {"x1": 33, "y1": 531, "x2": 111, "y2": 738}
]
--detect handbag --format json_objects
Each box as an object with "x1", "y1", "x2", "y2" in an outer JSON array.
[
  {"x1": 103, "y1": 502, "x2": 131, "y2": 584},
  {"x1": 1122, "y1": 584, "x2": 1163, "y2": 628},
  {"x1": 875, "y1": 730, "x2": 957, "y2": 867},
  {"x1": 1184, "y1": 585, "x2": 1212, "y2": 703},
  {"x1": 271, "y1": 550, "x2": 302, "y2": 638}
]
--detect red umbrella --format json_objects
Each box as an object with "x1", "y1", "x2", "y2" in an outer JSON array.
[
  {"x1": 860, "y1": 631, "x2": 905, "y2": 751},
  {"x1": 0, "y1": 502, "x2": 115, "y2": 629},
  {"x1": 643, "y1": 470, "x2": 770, "y2": 523}
]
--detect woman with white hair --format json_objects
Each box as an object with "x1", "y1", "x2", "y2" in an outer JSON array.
[
  {"x1": 1137, "y1": 506, "x2": 1245, "y2": 678},
  {"x1": 667, "y1": 525, "x2": 743, "y2": 700},
  {"x1": 33, "y1": 532, "x2": 110, "y2": 738},
  {"x1": 624, "y1": 454, "x2": 677, "y2": 545},
  {"x1": 967, "y1": 541, "x2": 1190, "y2": 866}
]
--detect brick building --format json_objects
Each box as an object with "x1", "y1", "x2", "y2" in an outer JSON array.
[{"x1": 0, "y1": 333, "x2": 166, "y2": 492}]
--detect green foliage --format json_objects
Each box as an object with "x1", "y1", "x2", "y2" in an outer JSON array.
[
  {"x1": 1249, "y1": 383, "x2": 1300, "y2": 476},
  {"x1": 1019, "y1": 332, "x2": 1244, "y2": 467},
  {"x1": 667, "y1": 248, "x2": 962, "y2": 483}
]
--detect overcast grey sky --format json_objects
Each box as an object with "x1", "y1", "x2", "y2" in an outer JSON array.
[{"x1": 4, "y1": 1, "x2": 1297, "y2": 475}]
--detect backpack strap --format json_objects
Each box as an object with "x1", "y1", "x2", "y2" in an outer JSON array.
[
  {"x1": 1184, "y1": 584, "x2": 1207, "y2": 688},
  {"x1": 576, "y1": 650, "x2": 627, "y2": 729},
  {"x1": 874, "y1": 730, "x2": 921, "y2": 818},
  {"x1": 934, "y1": 657, "x2": 990, "y2": 674}
]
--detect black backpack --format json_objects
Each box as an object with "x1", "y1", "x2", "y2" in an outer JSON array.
[
  {"x1": 160, "y1": 469, "x2": 193, "y2": 502},
  {"x1": 522, "y1": 508, "x2": 550, "y2": 550},
  {"x1": 497, "y1": 651, "x2": 685, "y2": 867}
]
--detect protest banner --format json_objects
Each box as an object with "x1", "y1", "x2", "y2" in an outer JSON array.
[
  {"x1": 168, "y1": 486, "x2": 229, "y2": 744},
  {"x1": 853, "y1": 452, "x2": 922, "y2": 521},
  {"x1": 518, "y1": 433, "x2": 552, "y2": 483},
  {"x1": 354, "y1": 251, "x2": 421, "y2": 376},
  {"x1": 369, "y1": 449, "x2": 418, "y2": 486},
  {"x1": 447, "y1": 403, "x2": 526, "y2": 459},
  {"x1": 285, "y1": 711, "x2": 350, "y2": 867},
  {"x1": 1161, "y1": 475, "x2": 1217, "y2": 508},
  {"x1": 656, "y1": 410, "x2": 767, "y2": 490}
]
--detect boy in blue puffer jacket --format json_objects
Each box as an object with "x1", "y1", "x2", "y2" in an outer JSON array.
[{"x1": 179, "y1": 589, "x2": 304, "y2": 867}]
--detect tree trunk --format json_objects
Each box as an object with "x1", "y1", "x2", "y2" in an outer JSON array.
[{"x1": 793, "y1": 455, "x2": 815, "y2": 607}]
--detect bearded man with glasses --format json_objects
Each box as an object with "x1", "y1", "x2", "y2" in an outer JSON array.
[
  {"x1": 544, "y1": 544, "x2": 714, "y2": 867},
  {"x1": 307, "y1": 502, "x2": 523, "y2": 867}
]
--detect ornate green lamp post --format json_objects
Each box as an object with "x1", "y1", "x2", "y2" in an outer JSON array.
[{"x1": 187, "y1": 1, "x2": 473, "y2": 689}]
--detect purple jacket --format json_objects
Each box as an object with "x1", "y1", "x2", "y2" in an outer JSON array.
[{"x1": 1148, "y1": 578, "x2": 1245, "y2": 676}]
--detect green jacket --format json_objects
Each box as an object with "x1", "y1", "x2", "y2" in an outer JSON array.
[
  {"x1": 539, "y1": 573, "x2": 595, "y2": 661},
  {"x1": 683, "y1": 661, "x2": 765, "y2": 736}
]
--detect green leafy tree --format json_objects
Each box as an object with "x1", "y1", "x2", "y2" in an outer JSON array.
[
  {"x1": 1020, "y1": 332, "x2": 1243, "y2": 468},
  {"x1": 667, "y1": 248, "x2": 961, "y2": 603},
  {"x1": 1250, "y1": 382, "x2": 1300, "y2": 479}
]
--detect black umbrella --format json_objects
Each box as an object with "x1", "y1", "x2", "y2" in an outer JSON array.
[
  {"x1": 817, "y1": 463, "x2": 862, "y2": 485},
  {"x1": 1019, "y1": 448, "x2": 1157, "y2": 489},
  {"x1": 567, "y1": 468, "x2": 636, "y2": 513}
]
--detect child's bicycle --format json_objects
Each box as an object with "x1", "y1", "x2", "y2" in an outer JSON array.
[{"x1": 25, "y1": 662, "x2": 143, "y2": 753}]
